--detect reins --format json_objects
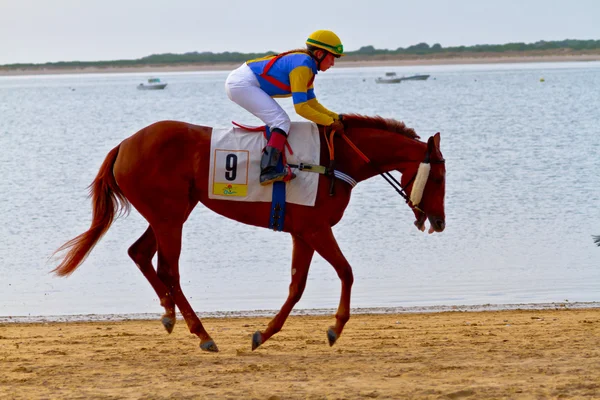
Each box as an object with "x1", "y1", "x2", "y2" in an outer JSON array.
[
  {"x1": 325, "y1": 126, "x2": 444, "y2": 215},
  {"x1": 238, "y1": 120, "x2": 444, "y2": 215}
]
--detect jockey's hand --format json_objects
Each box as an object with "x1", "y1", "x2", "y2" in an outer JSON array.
[{"x1": 329, "y1": 119, "x2": 345, "y2": 134}]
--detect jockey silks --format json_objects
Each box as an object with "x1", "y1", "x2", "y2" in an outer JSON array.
[{"x1": 245, "y1": 52, "x2": 338, "y2": 126}]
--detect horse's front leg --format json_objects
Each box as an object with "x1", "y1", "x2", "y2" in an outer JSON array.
[
  {"x1": 252, "y1": 234, "x2": 314, "y2": 350},
  {"x1": 304, "y1": 227, "x2": 354, "y2": 346}
]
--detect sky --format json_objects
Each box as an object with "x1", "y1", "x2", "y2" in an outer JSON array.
[{"x1": 0, "y1": 0, "x2": 598, "y2": 65}]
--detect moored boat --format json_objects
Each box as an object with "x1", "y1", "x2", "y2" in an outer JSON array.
[
  {"x1": 375, "y1": 72, "x2": 402, "y2": 84},
  {"x1": 399, "y1": 74, "x2": 430, "y2": 81},
  {"x1": 137, "y1": 77, "x2": 167, "y2": 90}
]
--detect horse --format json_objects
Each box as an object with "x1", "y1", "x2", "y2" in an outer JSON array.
[{"x1": 52, "y1": 114, "x2": 446, "y2": 352}]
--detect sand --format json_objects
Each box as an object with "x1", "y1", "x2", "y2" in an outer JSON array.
[
  {"x1": 1, "y1": 308, "x2": 599, "y2": 399},
  {"x1": 1, "y1": 53, "x2": 600, "y2": 76}
]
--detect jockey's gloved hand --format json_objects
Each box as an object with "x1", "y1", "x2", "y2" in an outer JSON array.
[
  {"x1": 330, "y1": 119, "x2": 344, "y2": 134},
  {"x1": 336, "y1": 114, "x2": 345, "y2": 121}
]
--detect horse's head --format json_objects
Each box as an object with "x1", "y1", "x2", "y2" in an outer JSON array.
[
  {"x1": 332, "y1": 114, "x2": 446, "y2": 234},
  {"x1": 401, "y1": 132, "x2": 446, "y2": 234}
]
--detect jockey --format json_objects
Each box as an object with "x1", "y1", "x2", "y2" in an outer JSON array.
[{"x1": 225, "y1": 30, "x2": 346, "y2": 185}]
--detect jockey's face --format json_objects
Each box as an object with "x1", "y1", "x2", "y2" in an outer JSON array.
[{"x1": 319, "y1": 51, "x2": 336, "y2": 72}]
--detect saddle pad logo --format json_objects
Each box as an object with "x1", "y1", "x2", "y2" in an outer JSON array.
[{"x1": 212, "y1": 149, "x2": 249, "y2": 197}]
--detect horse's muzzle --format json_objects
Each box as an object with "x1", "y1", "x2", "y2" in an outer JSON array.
[
  {"x1": 429, "y1": 217, "x2": 445, "y2": 233},
  {"x1": 414, "y1": 213, "x2": 445, "y2": 234}
]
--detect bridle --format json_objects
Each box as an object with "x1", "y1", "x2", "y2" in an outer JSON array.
[
  {"x1": 379, "y1": 151, "x2": 445, "y2": 215},
  {"x1": 327, "y1": 126, "x2": 445, "y2": 216}
]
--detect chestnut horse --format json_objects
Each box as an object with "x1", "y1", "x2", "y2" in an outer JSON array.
[{"x1": 53, "y1": 114, "x2": 446, "y2": 352}]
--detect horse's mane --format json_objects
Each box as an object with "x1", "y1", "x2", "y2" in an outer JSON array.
[{"x1": 344, "y1": 114, "x2": 420, "y2": 140}]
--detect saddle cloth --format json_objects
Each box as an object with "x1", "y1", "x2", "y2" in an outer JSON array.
[{"x1": 208, "y1": 121, "x2": 320, "y2": 206}]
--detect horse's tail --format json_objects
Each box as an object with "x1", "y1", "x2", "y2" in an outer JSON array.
[
  {"x1": 594, "y1": 235, "x2": 600, "y2": 247},
  {"x1": 52, "y1": 144, "x2": 130, "y2": 276}
]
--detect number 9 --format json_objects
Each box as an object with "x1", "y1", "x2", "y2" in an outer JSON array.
[{"x1": 225, "y1": 154, "x2": 237, "y2": 181}]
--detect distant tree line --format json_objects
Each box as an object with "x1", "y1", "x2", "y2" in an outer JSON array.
[
  {"x1": 2, "y1": 39, "x2": 599, "y2": 69},
  {"x1": 353, "y1": 39, "x2": 600, "y2": 55}
]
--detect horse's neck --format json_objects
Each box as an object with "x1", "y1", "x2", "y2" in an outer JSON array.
[{"x1": 335, "y1": 128, "x2": 426, "y2": 183}]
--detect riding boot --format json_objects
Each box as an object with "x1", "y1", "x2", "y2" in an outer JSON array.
[{"x1": 260, "y1": 128, "x2": 296, "y2": 186}]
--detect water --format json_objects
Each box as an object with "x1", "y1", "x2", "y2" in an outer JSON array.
[{"x1": 1, "y1": 62, "x2": 599, "y2": 319}]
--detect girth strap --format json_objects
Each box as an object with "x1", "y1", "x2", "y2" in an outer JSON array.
[{"x1": 265, "y1": 126, "x2": 287, "y2": 232}]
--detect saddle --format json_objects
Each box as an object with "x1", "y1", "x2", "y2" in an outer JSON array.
[{"x1": 209, "y1": 122, "x2": 320, "y2": 230}]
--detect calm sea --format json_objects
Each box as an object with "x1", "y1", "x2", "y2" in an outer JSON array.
[{"x1": 1, "y1": 62, "x2": 599, "y2": 320}]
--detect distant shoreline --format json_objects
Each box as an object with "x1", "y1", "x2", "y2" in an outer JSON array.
[
  {"x1": 1, "y1": 54, "x2": 599, "y2": 77},
  {"x1": 2, "y1": 301, "x2": 598, "y2": 323}
]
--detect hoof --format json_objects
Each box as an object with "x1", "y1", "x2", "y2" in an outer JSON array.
[
  {"x1": 252, "y1": 331, "x2": 262, "y2": 351},
  {"x1": 200, "y1": 340, "x2": 219, "y2": 352},
  {"x1": 161, "y1": 316, "x2": 175, "y2": 334},
  {"x1": 327, "y1": 327, "x2": 338, "y2": 347}
]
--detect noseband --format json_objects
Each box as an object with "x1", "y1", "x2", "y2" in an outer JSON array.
[{"x1": 378, "y1": 150, "x2": 445, "y2": 215}]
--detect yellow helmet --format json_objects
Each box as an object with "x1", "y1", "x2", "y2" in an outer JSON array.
[{"x1": 306, "y1": 30, "x2": 345, "y2": 57}]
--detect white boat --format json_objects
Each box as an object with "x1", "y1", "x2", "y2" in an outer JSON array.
[
  {"x1": 375, "y1": 72, "x2": 430, "y2": 84},
  {"x1": 137, "y1": 77, "x2": 167, "y2": 90},
  {"x1": 399, "y1": 74, "x2": 430, "y2": 81},
  {"x1": 375, "y1": 72, "x2": 402, "y2": 84}
]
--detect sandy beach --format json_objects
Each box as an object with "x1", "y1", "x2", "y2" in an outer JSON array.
[
  {"x1": 1, "y1": 308, "x2": 599, "y2": 399},
  {"x1": 1, "y1": 53, "x2": 600, "y2": 76}
]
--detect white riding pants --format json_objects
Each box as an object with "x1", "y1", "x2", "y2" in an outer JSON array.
[{"x1": 225, "y1": 63, "x2": 291, "y2": 134}]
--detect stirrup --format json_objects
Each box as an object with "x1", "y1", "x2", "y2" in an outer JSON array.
[{"x1": 260, "y1": 169, "x2": 296, "y2": 186}]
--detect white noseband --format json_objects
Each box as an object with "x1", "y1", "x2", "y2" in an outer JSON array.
[{"x1": 409, "y1": 162, "x2": 430, "y2": 206}]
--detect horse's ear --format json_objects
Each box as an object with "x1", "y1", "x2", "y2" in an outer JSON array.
[{"x1": 427, "y1": 132, "x2": 441, "y2": 153}]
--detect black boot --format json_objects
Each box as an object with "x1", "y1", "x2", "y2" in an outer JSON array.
[
  {"x1": 260, "y1": 128, "x2": 296, "y2": 186},
  {"x1": 259, "y1": 146, "x2": 296, "y2": 185}
]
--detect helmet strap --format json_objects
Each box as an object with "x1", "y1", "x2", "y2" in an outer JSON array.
[{"x1": 310, "y1": 49, "x2": 328, "y2": 70}]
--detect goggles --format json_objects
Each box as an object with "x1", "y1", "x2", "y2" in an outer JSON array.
[{"x1": 306, "y1": 38, "x2": 344, "y2": 56}]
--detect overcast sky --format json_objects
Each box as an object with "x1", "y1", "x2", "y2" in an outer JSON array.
[{"x1": 0, "y1": 0, "x2": 598, "y2": 65}]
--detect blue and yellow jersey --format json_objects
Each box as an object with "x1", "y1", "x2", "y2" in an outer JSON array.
[{"x1": 246, "y1": 51, "x2": 338, "y2": 126}]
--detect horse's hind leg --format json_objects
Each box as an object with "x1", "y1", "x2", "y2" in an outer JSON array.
[
  {"x1": 128, "y1": 225, "x2": 176, "y2": 333},
  {"x1": 252, "y1": 234, "x2": 314, "y2": 350},
  {"x1": 153, "y1": 222, "x2": 218, "y2": 352}
]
